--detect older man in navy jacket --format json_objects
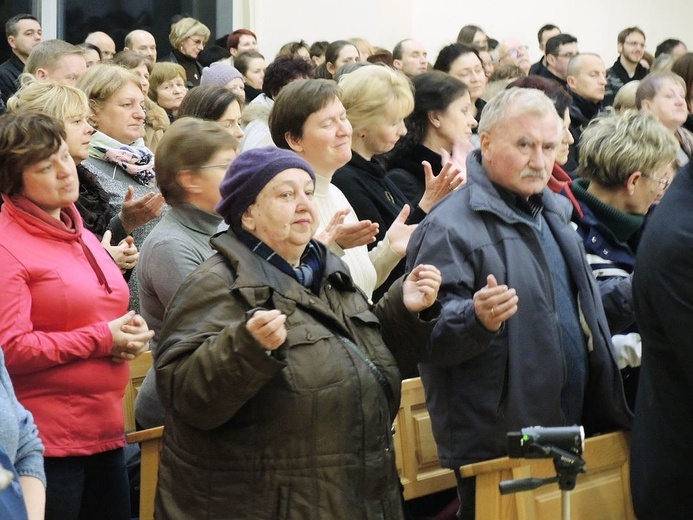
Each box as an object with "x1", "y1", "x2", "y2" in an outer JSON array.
[{"x1": 407, "y1": 87, "x2": 632, "y2": 519}]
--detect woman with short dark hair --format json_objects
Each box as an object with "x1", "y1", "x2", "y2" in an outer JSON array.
[
  {"x1": 434, "y1": 43, "x2": 488, "y2": 124},
  {"x1": 234, "y1": 50, "x2": 265, "y2": 102},
  {"x1": 177, "y1": 85, "x2": 244, "y2": 140},
  {"x1": 314, "y1": 40, "x2": 360, "y2": 79},
  {"x1": 270, "y1": 78, "x2": 409, "y2": 301},
  {"x1": 0, "y1": 111, "x2": 154, "y2": 519},
  {"x1": 135, "y1": 118, "x2": 239, "y2": 429}
]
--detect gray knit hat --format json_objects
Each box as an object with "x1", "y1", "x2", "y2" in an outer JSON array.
[
  {"x1": 216, "y1": 146, "x2": 316, "y2": 226},
  {"x1": 200, "y1": 61, "x2": 243, "y2": 87}
]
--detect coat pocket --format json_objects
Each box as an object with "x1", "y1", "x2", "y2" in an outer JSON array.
[{"x1": 283, "y1": 324, "x2": 347, "y2": 390}]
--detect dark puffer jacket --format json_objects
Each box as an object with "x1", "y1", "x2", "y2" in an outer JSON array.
[{"x1": 154, "y1": 230, "x2": 436, "y2": 519}]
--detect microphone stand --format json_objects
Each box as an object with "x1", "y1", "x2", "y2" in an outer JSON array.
[{"x1": 498, "y1": 444, "x2": 586, "y2": 520}]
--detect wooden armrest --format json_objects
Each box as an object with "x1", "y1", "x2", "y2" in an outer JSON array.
[{"x1": 126, "y1": 426, "x2": 164, "y2": 444}]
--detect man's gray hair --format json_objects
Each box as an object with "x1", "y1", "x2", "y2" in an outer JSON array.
[{"x1": 478, "y1": 87, "x2": 559, "y2": 135}]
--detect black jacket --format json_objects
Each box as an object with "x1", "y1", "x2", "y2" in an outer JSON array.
[
  {"x1": 0, "y1": 54, "x2": 23, "y2": 104},
  {"x1": 632, "y1": 162, "x2": 693, "y2": 519},
  {"x1": 160, "y1": 49, "x2": 202, "y2": 88},
  {"x1": 604, "y1": 58, "x2": 647, "y2": 107},
  {"x1": 565, "y1": 91, "x2": 603, "y2": 174},
  {"x1": 534, "y1": 63, "x2": 568, "y2": 88},
  {"x1": 386, "y1": 144, "x2": 443, "y2": 207},
  {"x1": 333, "y1": 152, "x2": 427, "y2": 301}
]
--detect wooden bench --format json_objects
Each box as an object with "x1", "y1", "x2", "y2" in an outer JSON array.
[
  {"x1": 126, "y1": 426, "x2": 163, "y2": 520},
  {"x1": 394, "y1": 377, "x2": 456, "y2": 500},
  {"x1": 127, "y1": 375, "x2": 633, "y2": 520},
  {"x1": 122, "y1": 350, "x2": 153, "y2": 432},
  {"x1": 128, "y1": 376, "x2": 454, "y2": 519}
]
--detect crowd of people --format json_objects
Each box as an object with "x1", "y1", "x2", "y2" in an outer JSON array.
[{"x1": 0, "y1": 10, "x2": 691, "y2": 520}]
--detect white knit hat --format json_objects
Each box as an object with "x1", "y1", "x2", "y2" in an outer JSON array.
[{"x1": 200, "y1": 61, "x2": 243, "y2": 87}]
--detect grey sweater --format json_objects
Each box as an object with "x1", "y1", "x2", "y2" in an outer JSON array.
[
  {"x1": 0, "y1": 349, "x2": 45, "y2": 486},
  {"x1": 135, "y1": 203, "x2": 223, "y2": 429}
]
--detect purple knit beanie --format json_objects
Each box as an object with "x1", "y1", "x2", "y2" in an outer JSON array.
[
  {"x1": 200, "y1": 61, "x2": 243, "y2": 87},
  {"x1": 216, "y1": 146, "x2": 316, "y2": 226}
]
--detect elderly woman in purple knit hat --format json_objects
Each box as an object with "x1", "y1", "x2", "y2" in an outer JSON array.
[
  {"x1": 153, "y1": 146, "x2": 442, "y2": 519},
  {"x1": 200, "y1": 60, "x2": 246, "y2": 103}
]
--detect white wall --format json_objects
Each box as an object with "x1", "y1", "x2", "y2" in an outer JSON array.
[{"x1": 235, "y1": 0, "x2": 692, "y2": 67}]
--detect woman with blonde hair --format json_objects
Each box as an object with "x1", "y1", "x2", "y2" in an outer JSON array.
[
  {"x1": 161, "y1": 17, "x2": 210, "y2": 87},
  {"x1": 7, "y1": 79, "x2": 140, "y2": 273},
  {"x1": 149, "y1": 62, "x2": 188, "y2": 122},
  {"x1": 333, "y1": 66, "x2": 460, "y2": 300},
  {"x1": 349, "y1": 37, "x2": 375, "y2": 61},
  {"x1": 79, "y1": 64, "x2": 165, "y2": 310},
  {"x1": 113, "y1": 50, "x2": 170, "y2": 152}
]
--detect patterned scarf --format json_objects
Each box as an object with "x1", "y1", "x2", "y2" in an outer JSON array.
[{"x1": 89, "y1": 130, "x2": 155, "y2": 186}]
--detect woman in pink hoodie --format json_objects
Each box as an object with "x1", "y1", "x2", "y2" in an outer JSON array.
[{"x1": 0, "y1": 112, "x2": 154, "y2": 520}]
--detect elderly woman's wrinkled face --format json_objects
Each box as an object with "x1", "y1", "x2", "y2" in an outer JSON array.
[
  {"x1": 22, "y1": 139, "x2": 78, "y2": 219},
  {"x1": 226, "y1": 77, "x2": 246, "y2": 102},
  {"x1": 92, "y1": 82, "x2": 145, "y2": 144},
  {"x1": 180, "y1": 34, "x2": 206, "y2": 59},
  {"x1": 156, "y1": 76, "x2": 187, "y2": 114},
  {"x1": 241, "y1": 169, "x2": 318, "y2": 265}
]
